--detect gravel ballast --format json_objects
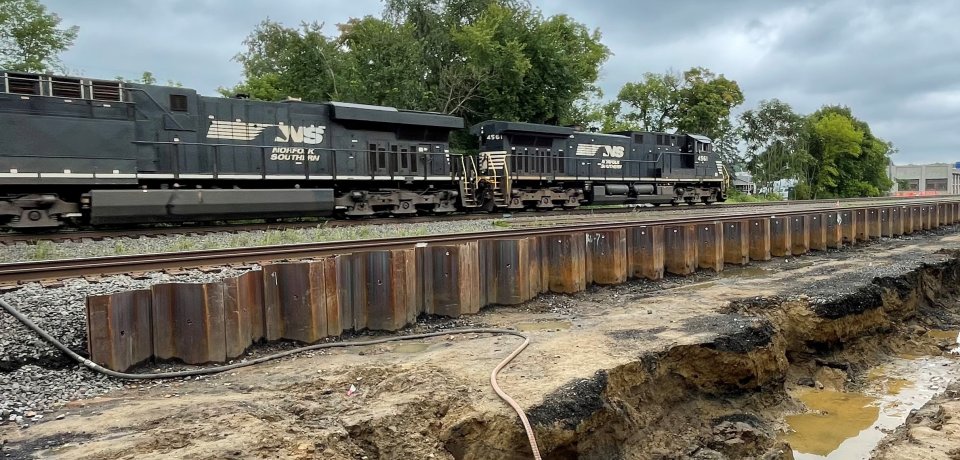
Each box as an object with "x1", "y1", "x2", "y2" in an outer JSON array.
[{"x1": 0, "y1": 268, "x2": 249, "y2": 427}]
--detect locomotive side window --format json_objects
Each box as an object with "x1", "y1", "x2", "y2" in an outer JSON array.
[{"x1": 169, "y1": 94, "x2": 188, "y2": 112}]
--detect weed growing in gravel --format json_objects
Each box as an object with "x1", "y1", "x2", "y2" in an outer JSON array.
[
  {"x1": 170, "y1": 238, "x2": 196, "y2": 252},
  {"x1": 30, "y1": 241, "x2": 56, "y2": 260},
  {"x1": 113, "y1": 241, "x2": 127, "y2": 255},
  {"x1": 491, "y1": 220, "x2": 511, "y2": 228}
]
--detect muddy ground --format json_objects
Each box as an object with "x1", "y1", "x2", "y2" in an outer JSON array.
[{"x1": 2, "y1": 227, "x2": 960, "y2": 459}]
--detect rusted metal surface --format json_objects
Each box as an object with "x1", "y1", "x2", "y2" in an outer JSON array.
[
  {"x1": 854, "y1": 209, "x2": 868, "y2": 241},
  {"x1": 418, "y1": 243, "x2": 481, "y2": 317},
  {"x1": 879, "y1": 209, "x2": 892, "y2": 237},
  {"x1": 840, "y1": 210, "x2": 856, "y2": 244},
  {"x1": 85, "y1": 289, "x2": 152, "y2": 371},
  {"x1": 76, "y1": 197, "x2": 960, "y2": 372},
  {"x1": 585, "y1": 230, "x2": 627, "y2": 285},
  {"x1": 664, "y1": 225, "x2": 697, "y2": 276},
  {"x1": 748, "y1": 218, "x2": 772, "y2": 261},
  {"x1": 722, "y1": 220, "x2": 749, "y2": 265},
  {"x1": 151, "y1": 282, "x2": 226, "y2": 364},
  {"x1": 696, "y1": 222, "x2": 723, "y2": 272},
  {"x1": 545, "y1": 233, "x2": 586, "y2": 293},
  {"x1": 867, "y1": 209, "x2": 881, "y2": 239},
  {"x1": 904, "y1": 206, "x2": 916, "y2": 234},
  {"x1": 480, "y1": 238, "x2": 542, "y2": 306},
  {"x1": 789, "y1": 215, "x2": 809, "y2": 255},
  {"x1": 627, "y1": 226, "x2": 664, "y2": 280},
  {"x1": 770, "y1": 217, "x2": 791, "y2": 258},
  {"x1": 890, "y1": 207, "x2": 904, "y2": 236},
  {"x1": 808, "y1": 214, "x2": 827, "y2": 252},
  {"x1": 349, "y1": 250, "x2": 416, "y2": 331},
  {"x1": 825, "y1": 211, "x2": 842, "y2": 249},
  {"x1": 221, "y1": 270, "x2": 265, "y2": 358}
]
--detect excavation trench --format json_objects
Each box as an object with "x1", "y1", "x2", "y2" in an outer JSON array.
[{"x1": 445, "y1": 252, "x2": 960, "y2": 459}]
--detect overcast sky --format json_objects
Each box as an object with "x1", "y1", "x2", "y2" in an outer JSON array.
[{"x1": 43, "y1": 0, "x2": 960, "y2": 165}]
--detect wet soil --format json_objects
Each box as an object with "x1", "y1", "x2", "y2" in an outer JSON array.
[{"x1": 2, "y1": 228, "x2": 960, "y2": 459}]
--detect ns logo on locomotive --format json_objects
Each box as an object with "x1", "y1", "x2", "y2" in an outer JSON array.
[{"x1": 0, "y1": 71, "x2": 727, "y2": 230}]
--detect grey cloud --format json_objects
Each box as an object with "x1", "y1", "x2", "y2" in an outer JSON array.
[{"x1": 39, "y1": 0, "x2": 960, "y2": 164}]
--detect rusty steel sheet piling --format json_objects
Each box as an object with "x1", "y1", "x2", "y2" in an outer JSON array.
[
  {"x1": 879, "y1": 209, "x2": 892, "y2": 238},
  {"x1": 585, "y1": 229, "x2": 628, "y2": 285},
  {"x1": 418, "y1": 243, "x2": 481, "y2": 317},
  {"x1": 664, "y1": 225, "x2": 697, "y2": 276},
  {"x1": 221, "y1": 270, "x2": 265, "y2": 358},
  {"x1": 151, "y1": 282, "x2": 227, "y2": 364},
  {"x1": 920, "y1": 206, "x2": 932, "y2": 231},
  {"x1": 627, "y1": 226, "x2": 665, "y2": 280},
  {"x1": 825, "y1": 211, "x2": 843, "y2": 249},
  {"x1": 789, "y1": 215, "x2": 809, "y2": 255},
  {"x1": 748, "y1": 218, "x2": 772, "y2": 261},
  {"x1": 854, "y1": 209, "x2": 868, "y2": 242},
  {"x1": 545, "y1": 233, "x2": 587, "y2": 293},
  {"x1": 904, "y1": 207, "x2": 917, "y2": 234},
  {"x1": 769, "y1": 217, "x2": 792, "y2": 257},
  {"x1": 480, "y1": 238, "x2": 543, "y2": 306},
  {"x1": 722, "y1": 220, "x2": 749, "y2": 266},
  {"x1": 840, "y1": 210, "x2": 857, "y2": 244},
  {"x1": 867, "y1": 209, "x2": 881, "y2": 239},
  {"x1": 696, "y1": 222, "x2": 723, "y2": 272},
  {"x1": 349, "y1": 249, "x2": 417, "y2": 331},
  {"x1": 86, "y1": 290, "x2": 153, "y2": 372},
  {"x1": 808, "y1": 214, "x2": 828, "y2": 252},
  {"x1": 891, "y1": 207, "x2": 904, "y2": 236},
  {"x1": 262, "y1": 262, "x2": 324, "y2": 343}
]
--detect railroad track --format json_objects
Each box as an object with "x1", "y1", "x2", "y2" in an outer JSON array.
[
  {"x1": 0, "y1": 195, "x2": 946, "y2": 246},
  {"x1": 3, "y1": 196, "x2": 959, "y2": 287}
]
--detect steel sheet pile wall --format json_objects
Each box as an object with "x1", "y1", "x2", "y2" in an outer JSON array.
[{"x1": 86, "y1": 204, "x2": 960, "y2": 371}]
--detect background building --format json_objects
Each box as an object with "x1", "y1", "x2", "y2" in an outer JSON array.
[{"x1": 888, "y1": 163, "x2": 960, "y2": 195}]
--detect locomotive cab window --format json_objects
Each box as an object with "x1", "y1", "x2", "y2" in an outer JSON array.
[{"x1": 169, "y1": 94, "x2": 188, "y2": 112}]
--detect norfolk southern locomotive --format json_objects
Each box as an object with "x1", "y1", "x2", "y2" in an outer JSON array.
[{"x1": 0, "y1": 71, "x2": 726, "y2": 229}]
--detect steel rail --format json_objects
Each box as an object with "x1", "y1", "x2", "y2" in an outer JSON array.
[{"x1": 2, "y1": 197, "x2": 959, "y2": 285}]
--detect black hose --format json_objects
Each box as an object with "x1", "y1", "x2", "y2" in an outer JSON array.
[{"x1": 0, "y1": 297, "x2": 542, "y2": 457}]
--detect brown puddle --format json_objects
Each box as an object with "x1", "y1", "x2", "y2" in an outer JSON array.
[
  {"x1": 515, "y1": 320, "x2": 573, "y2": 332},
  {"x1": 784, "y1": 356, "x2": 958, "y2": 459},
  {"x1": 784, "y1": 389, "x2": 879, "y2": 456}
]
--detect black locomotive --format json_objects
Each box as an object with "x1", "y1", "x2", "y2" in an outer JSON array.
[{"x1": 0, "y1": 71, "x2": 726, "y2": 230}]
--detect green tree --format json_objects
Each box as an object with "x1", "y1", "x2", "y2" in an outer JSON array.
[
  {"x1": 0, "y1": 0, "x2": 78, "y2": 72},
  {"x1": 807, "y1": 106, "x2": 892, "y2": 198},
  {"x1": 228, "y1": 0, "x2": 610, "y2": 149},
  {"x1": 336, "y1": 17, "x2": 429, "y2": 109},
  {"x1": 224, "y1": 20, "x2": 346, "y2": 101},
  {"x1": 615, "y1": 71, "x2": 681, "y2": 132},
  {"x1": 610, "y1": 67, "x2": 743, "y2": 163},
  {"x1": 738, "y1": 99, "x2": 810, "y2": 193}
]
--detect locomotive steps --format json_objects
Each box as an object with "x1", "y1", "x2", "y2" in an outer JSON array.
[{"x1": 2, "y1": 207, "x2": 960, "y2": 458}]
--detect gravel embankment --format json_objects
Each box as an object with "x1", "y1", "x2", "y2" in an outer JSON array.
[{"x1": 0, "y1": 268, "x2": 249, "y2": 427}]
